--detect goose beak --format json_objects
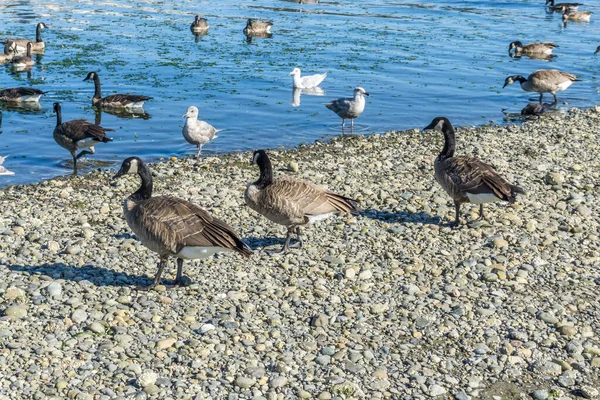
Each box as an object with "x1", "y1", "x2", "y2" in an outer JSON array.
[
  {"x1": 502, "y1": 82, "x2": 508, "y2": 88},
  {"x1": 113, "y1": 167, "x2": 126, "y2": 179}
]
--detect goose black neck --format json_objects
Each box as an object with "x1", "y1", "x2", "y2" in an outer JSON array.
[
  {"x1": 55, "y1": 106, "x2": 62, "y2": 126},
  {"x1": 36, "y1": 26, "x2": 43, "y2": 43},
  {"x1": 440, "y1": 125, "x2": 456, "y2": 159},
  {"x1": 92, "y1": 75, "x2": 102, "y2": 99},
  {"x1": 132, "y1": 164, "x2": 153, "y2": 201},
  {"x1": 515, "y1": 76, "x2": 527, "y2": 84},
  {"x1": 254, "y1": 154, "x2": 273, "y2": 189}
]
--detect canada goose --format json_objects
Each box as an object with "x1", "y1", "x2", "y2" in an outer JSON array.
[
  {"x1": 245, "y1": 150, "x2": 359, "y2": 254},
  {"x1": 114, "y1": 156, "x2": 252, "y2": 289},
  {"x1": 190, "y1": 15, "x2": 209, "y2": 33},
  {"x1": 290, "y1": 67, "x2": 327, "y2": 89},
  {"x1": 503, "y1": 69, "x2": 578, "y2": 103},
  {"x1": 52, "y1": 102, "x2": 114, "y2": 172},
  {"x1": 83, "y1": 71, "x2": 151, "y2": 109},
  {"x1": 243, "y1": 19, "x2": 273, "y2": 36},
  {"x1": 182, "y1": 106, "x2": 219, "y2": 159},
  {"x1": 0, "y1": 87, "x2": 45, "y2": 103},
  {"x1": 545, "y1": 0, "x2": 582, "y2": 11},
  {"x1": 325, "y1": 87, "x2": 369, "y2": 129},
  {"x1": 562, "y1": 11, "x2": 592, "y2": 22},
  {"x1": 595, "y1": 45, "x2": 600, "y2": 54},
  {"x1": 3, "y1": 22, "x2": 48, "y2": 53},
  {"x1": 508, "y1": 41, "x2": 557, "y2": 56},
  {"x1": 0, "y1": 155, "x2": 14, "y2": 176},
  {"x1": 8, "y1": 42, "x2": 34, "y2": 69},
  {"x1": 424, "y1": 117, "x2": 525, "y2": 227},
  {"x1": 0, "y1": 47, "x2": 15, "y2": 63}
]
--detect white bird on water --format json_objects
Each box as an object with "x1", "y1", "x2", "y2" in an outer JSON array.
[
  {"x1": 0, "y1": 155, "x2": 14, "y2": 176},
  {"x1": 290, "y1": 67, "x2": 327, "y2": 89},
  {"x1": 182, "y1": 106, "x2": 220, "y2": 159}
]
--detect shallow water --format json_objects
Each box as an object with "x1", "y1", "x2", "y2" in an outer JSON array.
[{"x1": 0, "y1": 0, "x2": 598, "y2": 187}]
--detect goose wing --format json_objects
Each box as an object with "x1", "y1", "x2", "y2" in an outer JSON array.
[
  {"x1": 102, "y1": 94, "x2": 151, "y2": 105},
  {"x1": 61, "y1": 120, "x2": 114, "y2": 142},
  {"x1": 0, "y1": 87, "x2": 45, "y2": 98},
  {"x1": 443, "y1": 157, "x2": 519, "y2": 202},
  {"x1": 134, "y1": 196, "x2": 252, "y2": 256}
]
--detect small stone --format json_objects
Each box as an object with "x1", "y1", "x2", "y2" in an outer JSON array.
[
  {"x1": 345, "y1": 268, "x2": 356, "y2": 279},
  {"x1": 359, "y1": 269, "x2": 373, "y2": 280},
  {"x1": 580, "y1": 385, "x2": 599, "y2": 399},
  {"x1": 538, "y1": 312, "x2": 559, "y2": 325},
  {"x1": 535, "y1": 361, "x2": 562, "y2": 376},
  {"x1": 298, "y1": 391, "x2": 311, "y2": 399},
  {"x1": 557, "y1": 372, "x2": 575, "y2": 388},
  {"x1": 12, "y1": 227, "x2": 25, "y2": 236},
  {"x1": 492, "y1": 238, "x2": 508, "y2": 248},
  {"x1": 288, "y1": 161, "x2": 299, "y2": 172},
  {"x1": 100, "y1": 204, "x2": 110, "y2": 214},
  {"x1": 429, "y1": 384, "x2": 447, "y2": 397},
  {"x1": 200, "y1": 324, "x2": 215, "y2": 334},
  {"x1": 88, "y1": 322, "x2": 105, "y2": 334},
  {"x1": 3, "y1": 287, "x2": 25, "y2": 300},
  {"x1": 371, "y1": 304, "x2": 389, "y2": 314},
  {"x1": 156, "y1": 337, "x2": 176, "y2": 350},
  {"x1": 46, "y1": 282, "x2": 62, "y2": 298},
  {"x1": 269, "y1": 376, "x2": 288, "y2": 388},
  {"x1": 143, "y1": 384, "x2": 160, "y2": 395},
  {"x1": 56, "y1": 381, "x2": 68, "y2": 390},
  {"x1": 544, "y1": 172, "x2": 564, "y2": 186},
  {"x1": 4, "y1": 305, "x2": 27, "y2": 319},
  {"x1": 318, "y1": 392, "x2": 332, "y2": 400},
  {"x1": 47, "y1": 241, "x2": 61, "y2": 252},
  {"x1": 559, "y1": 326, "x2": 577, "y2": 337},
  {"x1": 71, "y1": 309, "x2": 88, "y2": 324},
  {"x1": 531, "y1": 389, "x2": 549, "y2": 400},
  {"x1": 234, "y1": 376, "x2": 255, "y2": 389},
  {"x1": 454, "y1": 391, "x2": 471, "y2": 400},
  {"x1": 65, "y1": 245, "x2": 81, "y2": 255},
  {"x1": 137, "y1": 371, "x2": 158, "y2": 387},
  {"x1": 311, "y1": 314, "x2": 329, "y2": 327}
]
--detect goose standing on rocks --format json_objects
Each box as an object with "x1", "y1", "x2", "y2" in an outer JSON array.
[
  {"x1": 0, "y1": 86, "x2": 45, "y2": 103},
  {"x1": 508, "y1": 41, "x2": 557, "y2": 57},
  {"x1": 8, "y1": 42, "x2": 34, "y2": 70},
  {"x1": 325, "y1": 87, "x2": 369, "y2": 129},
  {"x1": 182, "y1": 106, "x2": 219, "y2": 158},
  {"x1": 245, "y1": 150, "x2": 359, "y2": 254},
  {"x1": 424, "y1": 117, "x2": 525, "y2": 227},
  {"x1": 290, "y1": 67, "x2": 327, "y2": 89},
  {"x1": 503, "y1": 69, "x2": 578, "y2": 103},
  {"x1": 562, "y1": 11, "x2": 592, "y2": 23},
  {"x1": 190, "y1": 15, "x2": 209, "y2": 34},
  {"x1": 52, "y1": 102, "x2": 114, "y2": 173},
  {"x1": 83, "y1": 71, "x2": 151, "y2": 110},
  {"x1": 3, "y1": 22, "x2": 48, "y2": 53},
  {"x1": 0, "y1": 155, "x2": 14, "y2": 176},
  {"x1": 114, "y1": 156, "x2": 252, "y2": 289}
]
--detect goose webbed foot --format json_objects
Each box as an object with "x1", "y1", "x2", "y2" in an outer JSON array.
[
  {"x1": 288, "y1": 227, "x2": 303, "y2": 249},
  {"x1": 265, "y1": 231, "x2": 294, "y2": 254},
  {"x1": 476, "y1": 204, "x2": 485, "y2": 221}
]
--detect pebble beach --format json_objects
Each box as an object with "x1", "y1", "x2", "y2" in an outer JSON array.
[{"x1": 1, "y1": 108, "x2": 599, "y2": 399}]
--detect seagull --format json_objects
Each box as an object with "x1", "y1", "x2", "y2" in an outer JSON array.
[
  {"x1": 290, "y1": 67, "x2": 327, "y2": 89},
  {"x1": 182, "y1": 106, "x2": 219, "y2": 158},
  {"x1": 0, "y1": 155, "x2": 14, "y2": 176},
  {"x1": 325, "y1": 87, "x2": 369, "y2": 129}
]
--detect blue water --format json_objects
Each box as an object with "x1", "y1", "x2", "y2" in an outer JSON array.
[{"x1": 0, "y1": 0, "x2": 598, "y2": 186}]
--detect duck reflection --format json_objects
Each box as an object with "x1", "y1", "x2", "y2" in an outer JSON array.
[
  {"x1": 291, "y1": 87, "x2": 325, "y2": 107},
  {"x1": 94, "y1": 108, "x2": 151, "y2": 125}
]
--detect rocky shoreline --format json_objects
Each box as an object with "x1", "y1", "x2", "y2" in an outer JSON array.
[{"x1": 1, "y1": 108, "x2": 599, "y2": 399}]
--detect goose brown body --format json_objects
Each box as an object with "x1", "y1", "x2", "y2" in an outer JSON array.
[
  {"x1": 245, "y1": 150, "x2": 358, "y2": 253},
  {"x1": 0, "y1": 87, "x2": 45, "y2": 103},
  {"x1": 115, "y1": 157, "x2": 252, "y2": 289},
  {"x1": 425, "y1": 117, "x2": 524, "y2": 226},
  {"x1": 3, "y1": 22, "x2": 48, "y2": 53},
  {"x1": 84, "y1": 71, "x2": 151, "y2": 109},
  {"x1": 52, "y1": 102, "x2": 114, "y2": 172}
]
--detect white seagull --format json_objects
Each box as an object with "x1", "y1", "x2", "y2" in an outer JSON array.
[
  {"x1": 290, "y1": 67, "x2": 327, "y2": 89},
  {"x1": 0, "y1": 155, "x2": 14, "y2": 176},
  {"x1": 182, "y1": 106, "x2": 220, "y2": 159}
]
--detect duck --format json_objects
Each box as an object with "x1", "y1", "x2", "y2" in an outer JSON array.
[
  {"x1": 8, "y1": 42, "x2": 34, "y2": 69},
  {"x1": 0, "y1": 86, "x2": 45, "y2": 103},
  {"x1": 243, "y1": 19, "x2": 273, "y2": 36},
  {"x1": 52, "y1": 102, "x2": 114, "y2": 172},
  {"x1": 508, "y1": 41, "x2": 557, "y2": 56},
  {"x1": 244, "y1": 150, "x2": 359, "y2": 254},
  {"x1": 190, "y1": 15, "x2": 209, "y2": 33},
  {"x1": 114, "y1": 156, "x2": 252, "y2": 289},
  {"x1": 325, "y1": 87, "x2": 369, "y2": 129},
  {"x1": 3, "y1": 22, "x2": 49, "y2": 53},
  {"x1": 83, "y1": 71, "x2": 151, "y2": 110},
  {"x1": 0, "y1": 155, "x2": 14, "y2": 176},
  {"x1": 503, "y1": 69, "x2": 578, "y2": 103},
  {"x1": 182, "y1": 106, "x2": 219, "y2": 159},
  {"x1": 562, "y1": 11, "x2": 592, "y2": 22},
  {"x1": 424, "y1": 117, "x2": 524, "y2": 227},
  {"x1": 290, "y1": 67, "x2": 327, "y2": 89}
]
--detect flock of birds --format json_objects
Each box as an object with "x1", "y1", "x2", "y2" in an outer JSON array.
[{"x1": 0, "y1": 2, "x2": 596, "y2": 288}]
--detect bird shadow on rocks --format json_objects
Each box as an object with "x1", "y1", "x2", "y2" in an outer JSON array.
[
  {"x1": 5, "y1": 262, "x2": 142, "y2": 287},
  {"x1": 360, "y1": 209, "x2": 442, "y2": 225},
  {"x1": 244, "y1": 236, "x2": 286, "y2": 250}
]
